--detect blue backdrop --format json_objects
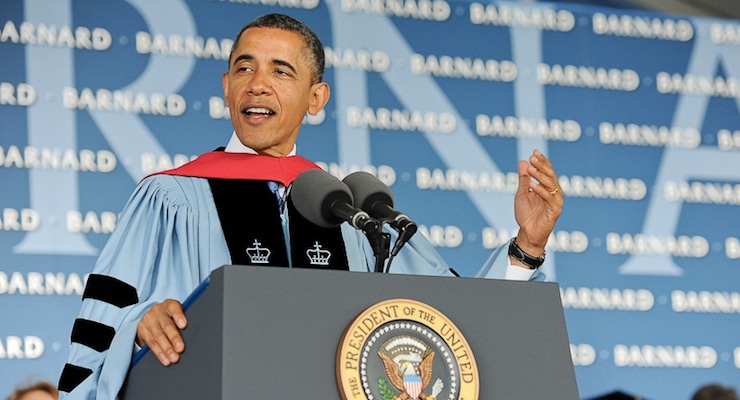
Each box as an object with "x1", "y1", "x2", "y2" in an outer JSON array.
[{"x1": 1, "y1": 0, "x2": 739, "y2": 398}]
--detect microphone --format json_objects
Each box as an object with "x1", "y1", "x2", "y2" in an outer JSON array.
[
  {"x1": 290, "y1": 169, "x2": 374, "y2": 231},
  {"x1": 342, "y1": 171, "x2": 417, "y2": 257},
  {"x1": 290, "y1": 169, "x2": 390, "y2": 273}
]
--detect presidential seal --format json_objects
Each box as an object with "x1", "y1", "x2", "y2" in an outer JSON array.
[{"x1": 336, "y1": 299, "x2": 479, "y2": 400}]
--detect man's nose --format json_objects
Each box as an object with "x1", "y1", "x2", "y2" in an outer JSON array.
[{"x1": 247, "y1": 69, "x2": 271, "y2": 95}]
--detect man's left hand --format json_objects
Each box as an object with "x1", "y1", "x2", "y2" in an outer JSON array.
[{"x1": 511, "y1": 149, "x2": 563, "y2": 267}]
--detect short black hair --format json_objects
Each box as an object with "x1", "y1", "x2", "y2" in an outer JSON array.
[{"x1": 229, "y1": 13, "x2": 325, "y2": 84}]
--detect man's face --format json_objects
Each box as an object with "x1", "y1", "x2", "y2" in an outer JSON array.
[{"x1": 222, "y1": 27, "x2": 329, "y2": 156}]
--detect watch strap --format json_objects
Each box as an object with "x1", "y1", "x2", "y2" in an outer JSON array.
[{"x1": 508, "y1": 238, "x2": 546, "y2": 269}]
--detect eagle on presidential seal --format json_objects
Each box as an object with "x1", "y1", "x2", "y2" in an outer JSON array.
[{"x1": 377, "y1": 335, "x2": 445, "y2": 400}]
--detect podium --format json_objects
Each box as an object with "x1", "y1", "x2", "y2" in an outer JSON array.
[{"x1": 121, "y1": 265, "x2": 579, "y2": 399}]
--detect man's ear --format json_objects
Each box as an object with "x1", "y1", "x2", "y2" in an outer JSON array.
[
  {"x1": 307, "y1": 82, "x2": 330, "y2": 115},
  {"x1": 221, "y1": 72, "x2": 229, "y2": 99}
]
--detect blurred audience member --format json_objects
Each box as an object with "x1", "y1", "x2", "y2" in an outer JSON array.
[
  {"x1": 6, "y1": 381, "x2": 58, "y2": 400},
  {"x1": 692, "y1": 383, "x2": 739, "y2": 400}
]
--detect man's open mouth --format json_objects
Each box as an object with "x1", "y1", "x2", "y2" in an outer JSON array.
[{"x1": 243, "y1": 107, "x2": 275, "y2": 115}]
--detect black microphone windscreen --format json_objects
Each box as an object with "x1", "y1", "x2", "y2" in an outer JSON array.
[
  {"x1": 290, "y1": 169, "x2": 354, "y2": 228},
  {"x1": 342, "y1": 171, "x2": 394, "y2": 212}
]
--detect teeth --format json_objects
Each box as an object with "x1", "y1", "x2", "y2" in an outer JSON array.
[{"x1": 245, "y1": 107, "x2": 272, "y2": 114}]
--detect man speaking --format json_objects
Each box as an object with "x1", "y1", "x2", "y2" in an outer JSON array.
[{"x1": 58, "y1": 13, "x2": 563, "y2": 399}]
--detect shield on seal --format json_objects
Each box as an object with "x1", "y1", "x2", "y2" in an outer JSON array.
[{"x1": 404, "y1": 375, "x2": 422, "y2": 399}]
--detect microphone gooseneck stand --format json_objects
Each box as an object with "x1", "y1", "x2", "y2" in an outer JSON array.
[{"x1": 360, "y1": 219, "x2": 390, "y2": 274}]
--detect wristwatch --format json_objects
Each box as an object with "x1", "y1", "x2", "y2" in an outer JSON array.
[{"x1": 508, "y1": 238, "x2": 546, "y2": 270}]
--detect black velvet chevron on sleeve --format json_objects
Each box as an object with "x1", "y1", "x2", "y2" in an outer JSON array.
[
  {"x1": 82, "y1": 274, "x2": 139, "y2": 308},
  {"x1": 58, "y1": 363, "x2": 93, "y2": 393},
  {"x1": 70, "y1": 318, "x2": 116, "y2": 352}
]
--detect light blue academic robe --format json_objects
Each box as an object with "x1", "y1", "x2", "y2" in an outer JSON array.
[{"x1": 60, "y1": 174, "x2": 541, "y2": 400}]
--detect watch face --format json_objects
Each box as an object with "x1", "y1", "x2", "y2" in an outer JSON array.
[
  {"x1": 509, "y1": 241, "x2": 525, "y2": 259},
  {"x1": 515, "y1": 248, "x2": 525, "y2": 259}
]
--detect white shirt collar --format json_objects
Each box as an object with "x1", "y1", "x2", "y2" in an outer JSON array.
[{"x1": 225, "y1": 131, "x2": 297, "y2": 156}]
